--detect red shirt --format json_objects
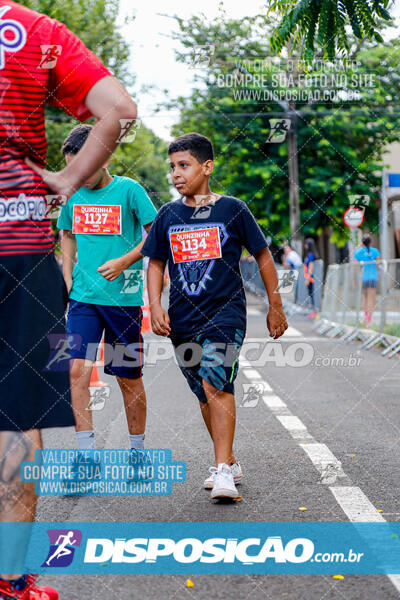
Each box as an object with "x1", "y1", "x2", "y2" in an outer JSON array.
[{"x1": 0, "y1": 0, "x2": 111, "y2": 255}]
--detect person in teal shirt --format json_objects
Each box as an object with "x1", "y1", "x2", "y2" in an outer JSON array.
[
  {"x1": 354, "y1": 235, "x2": 380, "y2": 325},
  {"x1": 57, "y1": 124, "x2": 157, "y2": 452}
]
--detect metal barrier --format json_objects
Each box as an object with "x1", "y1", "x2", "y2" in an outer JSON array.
[
  {"x1": 316, "y1": 259, "x2": 400, "y2": 357},
  {"x1": 240, "y1": 258, "x2": 323, "y2": 312}
]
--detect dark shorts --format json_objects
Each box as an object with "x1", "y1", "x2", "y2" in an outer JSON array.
[
  {"x1": 0, "y1": 253, "x2": 75, "y2": 431},
  {"x1": 67, "y1": 300, "x2": 144, "y2": 379},
  {"x1": 170, "y1": 326, "x2": 245, "y2": 403},
  {"x1": 362, "y1": 280, "x2": 378, "y2": 289}
]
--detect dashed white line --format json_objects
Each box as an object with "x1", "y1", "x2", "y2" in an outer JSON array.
[
  {"x1": 241, "y1": 364, "x2": 400, "y2": 593},
  {"x1": 300, "y1": 443, "x2": 345, "y2": 478},
  {"x1": 329, "y1": 487, "x2": 385, "y2": 522},
  {"x1": 242, "y1": 368, "x2": 262, "y2": 380},
  {"x1": 262, "y1": 394, "x2": 287, "y2": 410},
  {"x1": 284, "y1": 326, "x2": 302, "y2": 337}
]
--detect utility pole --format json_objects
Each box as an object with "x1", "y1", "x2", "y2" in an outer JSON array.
[{"x1": 287, "y1": 98, "x2": 302, "y2": 256}]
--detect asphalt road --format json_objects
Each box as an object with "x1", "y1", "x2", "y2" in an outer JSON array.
[{"x1": 36, "y1": 296, "x2": 400, "y2": 599}]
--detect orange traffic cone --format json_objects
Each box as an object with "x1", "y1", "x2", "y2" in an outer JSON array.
[
  {"x1": 142, "y1": 285, "x2": 152, "y2": 333},
  {"x1": 96, "y1": 338, "x2": 105, "y2": 366},
  {"x1": 90, "y1": 362, "x2": 107, "y2": 387}
]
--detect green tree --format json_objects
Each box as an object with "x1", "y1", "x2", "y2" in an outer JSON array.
[
  {"x1": 268, "y1": 0, "x2": 392, "y2": 61},
  {"x1": 110, "y1": 126, "x2": 171, "y2": 209},
  {"x1": 169, "y1": 10, "x2": 400, "y2": 247}
]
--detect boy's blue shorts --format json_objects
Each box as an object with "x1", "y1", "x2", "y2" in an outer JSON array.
[
  {"x1": 67, "y1": 300, "x2": 144, "y2": 379},
  {"x1": 170, "y1": 326, "x2": 245, "y2": 403}
]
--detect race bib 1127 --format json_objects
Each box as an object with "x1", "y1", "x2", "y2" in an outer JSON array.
[
  {"x1": 169, "y1": 226, "x2": 222, "y2": 263},
  {"x1": 72, "y1": 205, "x2": 122, "y2": 235}
]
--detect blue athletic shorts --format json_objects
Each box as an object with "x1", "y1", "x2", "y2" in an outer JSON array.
[
  {"x1": 67, "y1": 300, "x2": 144, "y2": 379},
  {"x1": 170, "y1": 326, "x2": 245, "y2": 403}
]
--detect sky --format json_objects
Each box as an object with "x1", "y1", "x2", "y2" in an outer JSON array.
[
  {"x1": 117, "y1": 0, "x2": 267, "y2": 139},
  {"x1": 117, "y1": 0, "x2": 400, "y2": 141}
]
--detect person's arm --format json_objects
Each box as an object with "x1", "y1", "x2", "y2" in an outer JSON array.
[
  {"x1": 147, "y1": 258, "x2": 171, "y2": 336},
  {"x1": 254, "y1": 247, "x2": 288, "y2": 339},
  {"x1": 61, "y1": 230, "x2": 77, "y2": 293},
  {"x1": 98, "y1": 222, "x2": 153, "y2": 281},
  {"x1": 26, "y1": 77, "x2": 137, "y2": 199}
]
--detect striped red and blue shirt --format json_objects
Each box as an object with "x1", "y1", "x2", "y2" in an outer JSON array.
[{"x1": 0, "y1": 0, "x2": 111, "y2": 255}]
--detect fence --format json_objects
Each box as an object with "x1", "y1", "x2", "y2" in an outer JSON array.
[
  {"x1": 316, "y1": 259, "x2": 400, "y2": 357},
  {"x1": 240, "y1": 257, "x2": 323, "y2": 311}
]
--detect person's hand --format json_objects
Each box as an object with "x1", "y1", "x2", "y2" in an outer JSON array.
[
  {"x1": 150, "y1": 305, "x2": 171, "y2": 336},
  {"x1": 97, "y1": 257, "x2": 127, "y2": 281},
  {"x1": 25, "y1": 157, "x2": 77, "y2": 200},
  {"x1": 64, "y1": 277, "x2": 73, "y2": 293},
  {"x1": 267, "y1": 304, "x2": 288, "y2": 339},
  {"x1": 305, "y1": 279, "x2": 310, "y2": 286}
]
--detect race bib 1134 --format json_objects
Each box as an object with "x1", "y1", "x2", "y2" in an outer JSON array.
[
  {"x1": 72, "y1": 205, "x2": 121, "y2": 235},
  {"x1": 169, "y1": 226, "x2": 221, "y2": 263}
]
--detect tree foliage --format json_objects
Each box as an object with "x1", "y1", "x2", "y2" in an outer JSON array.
[
  {"x1": 268, "y1": 0, "x2": 392, "y2": 61},
  {"x1": 169, "y1": 9, "x2": 400, "y2": 246}
]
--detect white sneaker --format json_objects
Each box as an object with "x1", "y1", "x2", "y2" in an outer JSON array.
[
  {"x1": 204, "y1": 461, "x2": 243, "y2": 489},
  {"x1": 210, "y1": 463, "x2": 240, "y2": 499}
]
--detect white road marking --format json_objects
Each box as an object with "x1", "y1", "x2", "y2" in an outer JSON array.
[
  {"x1": 276, "y1": 415, "x2": 308, "y2": 431},
  {"x1": 243, "y1": 361, "x2": 400, "y2": 594},
  {"x1": 330, "y1": 486, "x2": 385, "y2": 522},
  {"x1": 276, "y1": 415, "x2": 314, "y2": 440},
  {"x1": 283, "y1": 326, "x2": 302, "y2": 337},
  {"x1": 300, "y1": 443, "x2": 345, "y2": 479},
  {"x1": 242, "y1": 368, "x2": 262, "y2": 380},
  {"x1": 247, "y1": 307, "x2": 264, "y2": 315},
  {"x1": 262, "y1": 394, "x2": 287, "y2": 410}
]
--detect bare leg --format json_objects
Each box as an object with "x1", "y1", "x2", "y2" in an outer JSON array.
[
  {"x1": 362, "y1": 289, "x2": 368, "y2": 315},
  {"x1": 199, "y1": 401, "x2": 236, "y2": 464},
  {"x1": 367, "y1": 287, "x2": 377, "y2": 317},
  {"x1": 202, "y1": 379, "x2": 236, "y2": 466},
  {"x1": 0, "y1": 428, "x2": 41, "y2": 579},
  {"x1": 117, "y1": 376, "x2": 146, "y2": 435},
  {"x1": 70, "y1": 358, "x2": 94, "y2": 432}
]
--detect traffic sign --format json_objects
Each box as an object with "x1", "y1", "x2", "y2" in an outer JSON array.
[{"x1": 343, "y1": 206, "x2": 364, "y2": 229}]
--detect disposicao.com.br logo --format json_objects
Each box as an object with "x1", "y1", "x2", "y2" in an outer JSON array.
[
  {"x1": 42, "y1": 529, "x2": 82, "y2": 568},
  {"x1": 3, "y1": 522, "x2": 397, "y2": 575},
  {"x1": 82, "y1": 536, "x2": 364, "y2": 567}
]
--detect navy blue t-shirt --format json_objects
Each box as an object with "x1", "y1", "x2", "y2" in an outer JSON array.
[{"x1": 141, "y1": 196, "x2": 268, "y2": 334}]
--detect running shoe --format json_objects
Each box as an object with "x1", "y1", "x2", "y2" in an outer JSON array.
[
  {"x1": 210, "y1": 463, "x2": 240, "y2": 499},
  {"x1": 204, "y1": 461, "x2": 243, "y2": 489},
  {"x1": 0, "y1": 574, "x2": 58, "y2": 599}
]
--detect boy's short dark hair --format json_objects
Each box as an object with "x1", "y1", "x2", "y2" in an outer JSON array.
[
  {"x1": 62, "y1": 124, "x2": 92, "y2": 156},
  {"x1": 168, "y1": 132, "x2": 214, "y2": 163}
]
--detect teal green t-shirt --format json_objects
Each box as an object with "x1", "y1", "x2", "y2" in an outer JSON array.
[{"x1": 57, "y1": 175, "x2": 157, "y2": 307}]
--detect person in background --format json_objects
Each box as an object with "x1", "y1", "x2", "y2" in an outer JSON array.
[
  {"x1": 282, "y1": 243, "x2": 302, "y2": 302},
  {"x1": 354, "y1": 235, "x2": 380, "y2": 325},
  {"x1": 304, "y1": 238, "x2": 318, "y2": 317},
  {"x1": 283, "y1": 243, "x2": 302, "y2": 269}
]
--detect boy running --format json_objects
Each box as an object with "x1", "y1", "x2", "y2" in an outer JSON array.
[
  {"x1": 57, "y1": 124, "x2": 157, "y2": 451},
  {"x1": 141, "y1": 133, "x2": 287, "y2": 500}
]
